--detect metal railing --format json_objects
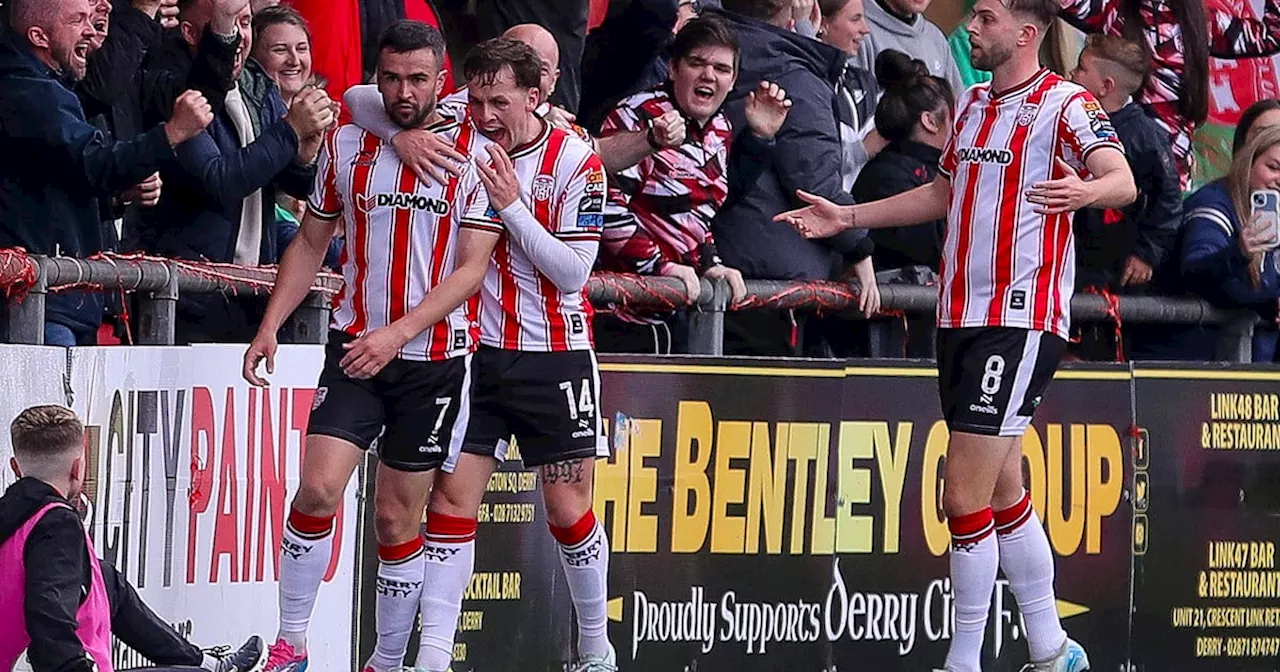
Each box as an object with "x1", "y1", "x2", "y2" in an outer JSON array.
[{"x1": 0, "y1": 254, "x2": 1259, "y2": 361}]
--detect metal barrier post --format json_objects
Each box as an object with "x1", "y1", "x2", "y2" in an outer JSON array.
[
  {"x1": 136, "y1": 266, "x2": 178, "y2": 345},
  {"x1": 687, "y1": 278, "x2": 725, "y2": 356},
  {"x1": 282, "y1": 291, "x2": 330, "y2": 344},
  {"x1": 5, "y1": 261, "x2": 46, "y2": 345},
  {"x1": 1218, "y1": 313, "x2": 1257, "y2": 363}
]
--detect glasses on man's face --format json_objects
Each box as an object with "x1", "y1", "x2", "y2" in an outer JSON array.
[{"x1": 679, "y1": 0, "x2": 702, "y2": 12}]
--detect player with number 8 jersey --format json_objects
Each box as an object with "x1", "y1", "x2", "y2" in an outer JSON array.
[{"x1": 774, "y1": 2, "x2": 1136, "y2": 671}]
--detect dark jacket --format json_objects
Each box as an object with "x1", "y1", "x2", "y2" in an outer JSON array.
[
  {"x1": 856, "y1": 140, "x2": 945, "y2": 271},
  {"x1": 707, "y1": 9, "x2": 871, "y2": 281},
  {"x1": 0, "y1": 31, "x2": 174, "y2": 337},
  {"x1": 0, "y1": 478, "x2": 95, "y2": 672},
  {"x1": 140, "y1": 29, "x2": 240, "y2": 128},
  {"x1": 1074, "y1": 102, "x2": 1182, "y2": 290},
  {"x1": 77, "y1": 9, "x2": 239, "y2": 251},
  {"x1": 140, "y1": 73, "x2": 314, "y2": 266}
]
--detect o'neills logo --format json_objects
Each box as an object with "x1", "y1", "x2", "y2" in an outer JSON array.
[
  {"x1": 355, "y1": 192, "x2": 451, "y2": 215},
  {"x1": 630, "y1": 586, "x2": 822, "y2": 659},
  {"x1": 957, "y1": 147, "x2": 1013, "y2": 165}
]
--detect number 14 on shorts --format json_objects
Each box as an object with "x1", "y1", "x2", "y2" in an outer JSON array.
[{"x1": 558, "y1": 378, "x2": 596, "y2": 422}]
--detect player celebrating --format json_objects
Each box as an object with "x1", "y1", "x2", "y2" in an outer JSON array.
[
  {"x1": 401, "y1": 39, "x2": 614, "y2": 672},
  {"x1": 241, "y1": 21, "x2": 502, "y2": 672},
  {"x1": 775, "y1": 1, "x2": 1135, "y2": 671}
]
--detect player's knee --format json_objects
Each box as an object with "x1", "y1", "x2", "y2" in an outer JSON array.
[
  {"x1": 373, "y1": 503, "x2": 420, "y2": 545},
  {"x1": 292, "y1": 480, "x2": 344, "y2": 519},
  {"x1": 543, "y1": 487, "x2": 592, "y2": 529},
  {"x1": 942, "y1": 485, "x2": 985, "y2": 520}
]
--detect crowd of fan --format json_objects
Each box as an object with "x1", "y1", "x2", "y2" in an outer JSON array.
[{"x1": 1, "y1": 0, "x2": 1279, "y2": 362}]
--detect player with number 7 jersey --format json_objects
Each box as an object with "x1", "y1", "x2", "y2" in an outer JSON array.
[{"x1": 400, "y1": 38, "x2": 618, "y2": 672}]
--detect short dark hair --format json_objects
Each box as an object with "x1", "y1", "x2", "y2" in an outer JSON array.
[
  {"x1": 669, "y1": 15, "x2": 739, "y2": 71},
  {"x1": 11, "y1": 405, "x2": 83, "y2": 462},
  {"x1": 377, "y1": 19, "x2": 446, "y2": 63},
  {"x1": 1235, "y1": 99, "x2": 1280, "y2": 153},
  {"x1": 720, "y1": 0, "x2": 789, "y2": 21},
  {"x1": 1083, "y1": 33, "x2": 1150, "y2": 98},
  {"x1": 1004, "y1": 0, "x2": 1058, "y2": 28},
  {"x1": 463, "y1": 37, "x2": 543, "y2": 90},
  {"x1": 252, "y1": 4, "x2": 310, "y2": 43}
]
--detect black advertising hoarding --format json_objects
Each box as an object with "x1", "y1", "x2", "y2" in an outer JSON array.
[
  {"x1": 1132, "y1": 365, "x2": 1280, "y2": 671},
  {"x1": 353, "y1": 357, "x2": 1141, "y2": 670},
  {"x1": 596, "y1": 357, "x2": 848, "y2": 670},
  {"x1": 826, "y1": 363, "x2": 1134, "y2": 671}
]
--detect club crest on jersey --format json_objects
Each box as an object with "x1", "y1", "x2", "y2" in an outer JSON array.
[
  {"x1": 533, "y1": 175, "x2": 556, "y2": 202},
  {"x1": 957, "y1": 147, "x2": 1013, "y2": 165},
  {"x1": 355, "y1": 192, "x2": 451, "y2": 215},
  {"x1": 1016, "y1": 104, "x2": 1038, "y2": 126}
]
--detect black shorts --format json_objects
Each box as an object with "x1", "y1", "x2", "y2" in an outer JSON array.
[
  {"x1": 936, "y1": 327, "x2": 1066, "y2": 438},
  {"x1": 460, "y1": 346, "x2": 609, "y2": 469},
  {"x1": 308, "y1": 331, "x2": 472, "y2": 472}
]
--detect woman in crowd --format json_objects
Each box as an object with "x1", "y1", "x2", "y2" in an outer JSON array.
[
  {"x1": 853, "y1": 50, "x2": 952, "y2": 273},
  {"x1": 817, "y1": 0, "x2": 881, "y2": 190},
  {"x1": 1059, "y1": 0, "x2": 1280, "y2": 190},
  {"x1": 248, "y1": 5, "x2": 341, "y2": 269},
  {"x1": 251, "y1": 5, "x2": 316, "y2": 110},
  {"x1": 1181, "y1": 126, "x2": 1280, "y2": 362}
]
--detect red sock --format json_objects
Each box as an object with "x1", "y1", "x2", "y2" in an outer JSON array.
[
  {"x1": 549, "y1": 510, "x2": 597, "y2": 546},
  {"x1": 378, "y1": 536, "x2": 424, "y2": 563},
  {"x1": 287, "y1": 508, "x2": 334, "y2": 539},
  {"x1": 994, "y1": 491, "x2": 1034, "y2": 535},
  {"x1": 425, "y1": 512, "x2": 478, "y2": 543},
  {"x1": 948, "y1": 507, "x2": 995, "y2": 549}
]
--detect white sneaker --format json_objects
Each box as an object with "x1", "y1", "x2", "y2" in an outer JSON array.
[
  {"x1": 1020, "y1": 637, "x2": 1091, "y2": 672},
  {"x1": 565, "y1": 644, "x2": 617, "y2": 672}
]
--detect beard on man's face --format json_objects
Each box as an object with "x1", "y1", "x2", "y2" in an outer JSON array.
[
  {"x1": 971, "y1": 40, "x2": 1012, "y2": 72},
  {"x1": 389, "y1": 100, "x2": 435, "y2": 129}
]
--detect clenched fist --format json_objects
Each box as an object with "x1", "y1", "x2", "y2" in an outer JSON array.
[
  {"x1": 286, "y1": 88, "x2": 338, "y2": 140},
  {"x1": 650, "y1": 109, "x2": 686, "y2": 149},
  {"x1": 165, "y1": 90, "x2": 214, "y2": 146}
]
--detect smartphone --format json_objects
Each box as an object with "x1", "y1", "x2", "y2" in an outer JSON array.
[{"x1": 1252, "y1": 189, "x2": 1280, "y2": 245}]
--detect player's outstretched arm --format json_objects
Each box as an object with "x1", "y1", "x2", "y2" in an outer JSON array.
[{"x1": 775, "y1": 176, "x2": 951, "y2": 239}]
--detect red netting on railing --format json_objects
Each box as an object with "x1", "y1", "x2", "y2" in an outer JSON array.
[
  {"x1": 1082, "y1": 285, "x2": 1125, "y2": 362},
  {"x1": 587, "y1": 272, "x2": 689, "y2": 314},
  {"x1": 733, "y1": 280, "x2": 861, "y2": 314},
  {"x1": 0, "y1": 248, "x2": 37, "y2": 298}
]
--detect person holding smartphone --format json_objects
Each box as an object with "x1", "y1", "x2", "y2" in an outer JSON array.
[{"x1": 1181, "y1": 125, "x2": 1280, "y2": 362}]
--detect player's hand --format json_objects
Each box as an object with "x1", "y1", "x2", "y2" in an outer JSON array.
[
  {"x1": 703, "y1": 264, "x2": 747, "y2": 305},
  {"x1": 1027, "y1": 158, "x2": 1093, "y2": 215},
  {"x1": 650, "y1": 109, "x2": 686, "y2": 149},
  {"x1": 1120, "y1": 255, "x2": 1154, "y2": 287},
  {"x1": 659, "y1": 262, "x2": 701, "y2": 303},
  {"x1": 243, "y1": 331, "x2": 278, "y2": 386},
  {"x1": 391, "y1": 129, "x2": 466, "y2": 185},
  {"x1": 775, "y1": 190, "x2": 852, "y2": 239},
  {"x1": 1241, "y1": 212, "x2": 1280, "y2": 258},
  {"x1": 340, "y1": 325, "x2": 409, "y2": 379},
  {"x1": 543, "y1": 105, "x2": 577, "y2": 132},
  {"x1": 476, "y1": 144, "x2": 522, "y2": 211},
  {"x1": 165, "y1": 90, "x2": 214, "y2": 146},
  {"x1": 744, "y1": 81, "x2": 792, "y2": 141},
  {"x1": 121, "y1": 173, "x2": 163, "y2": 208},
  {"x1": 850, "y1": 257, "x2": 881, "y2": 317},
  {"x1": 286, "y1": 88, "x2": 337, "y2": 139}
]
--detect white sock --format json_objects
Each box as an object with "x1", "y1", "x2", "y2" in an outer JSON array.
[
  {"x1": 551, "y1": 511, "x2": 611, "y2": 659},
  {"x1": 945, "y1": 508, "x2": 998, "y2": 672},
  {"x1": 277, "y1": 509, "x2": 335, "y2": 650},
  {"x1": 365, "y1": 540, "x2": 427, "y2": 672},
  {"x1": 996, "y1": 493, "x2": 1067, "y2": 662},
  {"x1": 415, "y1": 513, "x2": 477, "y2": 672}
]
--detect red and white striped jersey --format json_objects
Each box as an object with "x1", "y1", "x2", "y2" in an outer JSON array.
[
  {"x1": 466, "y1": 123, "x2": 605, "y2": 352},
  {"x1": 309, "y1": 113, "x2": 500, "y2": 361},
  {"x1": 938, "y1": 70, "x2": 1123, "y2": 339}
]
